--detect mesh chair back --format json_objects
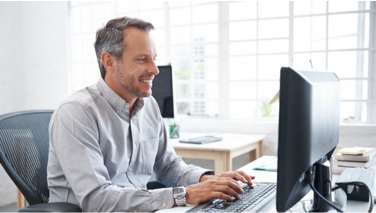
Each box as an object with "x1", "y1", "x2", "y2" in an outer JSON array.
[{"x1": 0, "y1": 110, "x2": 53, "y2": 205}]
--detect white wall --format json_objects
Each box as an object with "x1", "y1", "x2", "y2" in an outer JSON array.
[
  {"x1": 0, "y1": 1, "x2": 70, "y2": 115},
  {"x1": 0, "y1": 1, "x2": 69, "y2": 206},
  {"x1": 0, "y1": 2, "x2": 23, "y2": 114}
]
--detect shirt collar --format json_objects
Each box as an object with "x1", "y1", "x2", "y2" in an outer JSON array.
[
  {"x1": 97, "y1": 78, "x2": 128, "y2": 113},
  {"x1": 96, "y1": 78, "x2": 145, "y2": 115}
]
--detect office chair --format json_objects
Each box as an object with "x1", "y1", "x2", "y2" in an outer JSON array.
[{"x1": 0, "y1": 110, "x2": 81, "y2": 212}]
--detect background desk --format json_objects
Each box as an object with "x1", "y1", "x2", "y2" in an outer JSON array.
[{"x1": 170, "y1": 133, "x2": 265, "y2": 173}]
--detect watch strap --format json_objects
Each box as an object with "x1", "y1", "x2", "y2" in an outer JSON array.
[{"x1": 173, "y1": 186, "x2": 186, "y2": 206}]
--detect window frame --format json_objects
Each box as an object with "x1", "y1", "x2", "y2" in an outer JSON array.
[{"x1": 68, "y1": 1, "x2": 376, "y2": 124}]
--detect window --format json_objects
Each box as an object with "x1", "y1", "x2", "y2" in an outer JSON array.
[{"x1": 69, "y1": 1, "x2": 376, "y2": 123}]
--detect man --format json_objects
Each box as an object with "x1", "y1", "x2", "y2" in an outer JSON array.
[{"x1": 47, "y1": 16, "x2": 255, "y2": 212}]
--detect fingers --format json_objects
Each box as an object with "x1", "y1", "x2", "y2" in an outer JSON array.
[
  {"x1": 236, "y1": 171, "x2": 255, "y2": 188},
  {"x1": 187, "y1": 171, "x2": 256, "y2": 205},
  {"x1": 210, "y1": 179, "x2": 243, "y2": 200},
  {"x1": 216, "y1": 171, "x2": 255, "y2": 187},
  {"x1": 185, "y1": 177, "x2": 244, "y2": 204}
]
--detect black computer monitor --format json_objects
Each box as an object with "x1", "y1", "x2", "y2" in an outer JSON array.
[
  {"x1": 152, "y1": 65, "x2": 174, "y2": 118},
  {"x1": 276, "y1": 67, "x2": 341, "y2": 212}
]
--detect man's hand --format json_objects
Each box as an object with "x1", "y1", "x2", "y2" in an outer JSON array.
[
  {"x1": 185, "y1": 171, "x2": 255, "y2": 205},
  {"x1": 200, "y1": 171, "x2": 255, "y2": 187}
]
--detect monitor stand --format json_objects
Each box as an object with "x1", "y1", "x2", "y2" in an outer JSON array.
[{"x1": 310, "y1": 159, "x2": 334, "y2": 212}]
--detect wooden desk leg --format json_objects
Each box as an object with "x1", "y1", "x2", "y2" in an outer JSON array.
[
  {"x1": 213, "y1": 153, "x2": 228, "y2": 174},
  {"x1": 246, "y1": 140, "x2": 264, "y2": 163},
  {"x1": 249, "y1": 150, "x2": 257, "y2": 162},
  {"x1": 225, "y1": 152, "x2": 232, "y2": 172},
  {"x1": 257, "y1": 140, "x2": 263, "y2": 158},
  {"x1": 17, "y1": 189, "x2": 27, "y2": 209}
]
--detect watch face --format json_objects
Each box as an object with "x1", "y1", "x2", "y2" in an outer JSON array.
[{"x1": 173, "y1": 187, "x2": 184, "y2": 195}]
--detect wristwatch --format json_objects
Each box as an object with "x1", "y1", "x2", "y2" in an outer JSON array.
[{"x1": 173, "y1": 186, "x2": 186, "y2": 206}]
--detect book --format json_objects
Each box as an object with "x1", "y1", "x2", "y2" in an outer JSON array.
[
  {"x1": 332, "y1": 147, "x2": 376, "y2": 174},
  {"x1": 335, "y1": 151, "x2": 375, "y2": 162},
  {"x1": 332, "y1": 157, "x2": 376, "y2": 174},
  {"x1": 333, "y1": 156, "x2": 376, "y2": 169},
  {"x1": 337, "y1": 147, "x2": 374, "y2": 155},
  {"x1": 335, "y1": 147, "x2": 375, "y2": 162}
]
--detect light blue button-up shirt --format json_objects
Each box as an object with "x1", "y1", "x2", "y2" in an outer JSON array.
[{"x1": 47, "y1": 78, "x2": 211, "y2": 212}]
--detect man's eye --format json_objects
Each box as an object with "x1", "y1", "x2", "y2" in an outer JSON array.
[{"x1": 137, "y1": 58, "x2": 146, "y2": 62}]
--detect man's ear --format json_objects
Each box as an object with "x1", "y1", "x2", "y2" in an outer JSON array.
[{"x1": 101, "y1": 52, "x2": 116, "y2": 73}]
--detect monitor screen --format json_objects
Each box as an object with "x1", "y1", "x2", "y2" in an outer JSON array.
[
  {"x1": 152, "y1": 65, "x2": 174, "y2": 118},
  {"x1": 276, "y1": 67, "x2": 340, "y2": 212}
]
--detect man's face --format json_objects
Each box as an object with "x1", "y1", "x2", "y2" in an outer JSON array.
[{"x1": 107, "y1": 27, "x2": 159, "y2": 102}]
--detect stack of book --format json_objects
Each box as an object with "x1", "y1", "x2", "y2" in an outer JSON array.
[{"x1": 332, "y1": 147, "x2": 376, "y2": 174}]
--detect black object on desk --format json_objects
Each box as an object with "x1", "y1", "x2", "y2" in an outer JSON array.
[
  {"x1": 335, "y1": 167, "x2": 374, "y2": 202},
  {"x1": 179, "y1": 136, "x2": 223, "y2": 144}
]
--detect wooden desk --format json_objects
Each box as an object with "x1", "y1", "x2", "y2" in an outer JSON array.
[{"x1": 170, "y1": 133, "x2": 265, "y2": 173}]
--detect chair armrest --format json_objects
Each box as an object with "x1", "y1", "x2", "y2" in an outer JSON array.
[
  {"x1": 18, "y1": 202, "x2": 81, "y2": 212},
  {"x1": 147, "y1": 181, "x2": 167, "y2": 189}
]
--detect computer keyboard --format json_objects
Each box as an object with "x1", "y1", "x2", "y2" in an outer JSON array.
[
  {"x1": 179, "y1": 136, "x2": 223, "y2": 144},
  {"x1": 186, "y1": 182, "x2": 277, "y2": 212}
]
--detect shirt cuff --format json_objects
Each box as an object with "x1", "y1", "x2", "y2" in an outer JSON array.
[{"x1": 150, "y1": 188, "x2": 174, "y2": 210}]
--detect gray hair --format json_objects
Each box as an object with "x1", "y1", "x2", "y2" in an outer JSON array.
[{"x1": 94, "y1": 17, "x2": 154, "y2": 79}]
